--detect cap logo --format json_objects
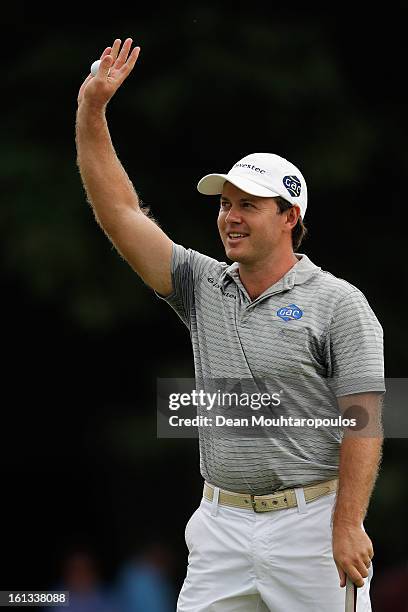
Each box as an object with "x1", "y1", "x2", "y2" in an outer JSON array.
[
  {"x1": 233, "y1": 163, "x2": 266, "y2": 174},
  {"x1": 283, "y1": 175, "x2": 301, "y2": 198}
]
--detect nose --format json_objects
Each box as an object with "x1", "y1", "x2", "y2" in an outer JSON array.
[{"x1": 225, "y1": 207, "x2": 242, "y2": 224}]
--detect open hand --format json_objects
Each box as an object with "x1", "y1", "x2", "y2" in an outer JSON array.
[{"x1": 77, "y1": 38, "x2": 140, "y2": 108}]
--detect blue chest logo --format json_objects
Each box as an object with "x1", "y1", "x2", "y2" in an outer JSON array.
[
  {"x1": 277, "y1": 304, "x2": 303, "y2": 322},
  {"x1": 283, "y1": 175, "x2": 301, "y2": 198}
]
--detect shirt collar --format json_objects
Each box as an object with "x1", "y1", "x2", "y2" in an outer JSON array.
[{"x1": 221, "y1": 254, "x2": 321, "y2": 295}]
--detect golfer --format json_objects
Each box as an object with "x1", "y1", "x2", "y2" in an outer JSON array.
[{"x1": 76, "y1": 38, "x2": 385, "y2": 611}]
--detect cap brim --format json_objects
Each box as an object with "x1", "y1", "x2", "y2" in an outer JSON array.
[{"x1": 197, "y1": 173, "x2": 280, "y2": 198}]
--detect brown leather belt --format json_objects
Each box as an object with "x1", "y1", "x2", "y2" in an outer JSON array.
[{"x1": 203, "y1": 478, "x2": 338, "y2": 513}]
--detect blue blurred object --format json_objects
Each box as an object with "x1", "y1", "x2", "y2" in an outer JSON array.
[
  {"x1": 44, "y1": 550, "x2": 117, "y2": 612},
  {"x1": 114, "y1": 543, "x2": 175, "y2": 612}
]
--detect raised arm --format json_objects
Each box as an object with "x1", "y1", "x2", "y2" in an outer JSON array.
[{"x1": 75, "y1": 38, "x2": 173, "y2": 296}]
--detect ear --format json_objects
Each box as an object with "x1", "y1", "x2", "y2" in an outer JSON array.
[{"x1": 287, "y1": 205, "x2": 301, "y2": 229}]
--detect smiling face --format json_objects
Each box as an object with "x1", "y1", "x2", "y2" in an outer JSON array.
[{"x1": 217, "y1": 181, "x2": 297, "y2": 265}]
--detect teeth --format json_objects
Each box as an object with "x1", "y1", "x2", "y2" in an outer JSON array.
[{"x1": 229, "y1": 233, "x2": 246, "y2": 238}]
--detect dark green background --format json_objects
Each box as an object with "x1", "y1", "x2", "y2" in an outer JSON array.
[{"x1": 2, "y1": 4, "x2": 407, "y2": 609}]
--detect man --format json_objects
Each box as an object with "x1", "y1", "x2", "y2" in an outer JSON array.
[{"x1": 76, "y1": 38, "x2": 385, "y2": 611}]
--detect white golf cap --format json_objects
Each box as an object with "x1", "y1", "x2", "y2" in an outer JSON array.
[{"x1": 197, "y1": 152, "x2": 307, "y2": 218}]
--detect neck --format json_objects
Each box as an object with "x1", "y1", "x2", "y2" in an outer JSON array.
[{"x1": 238, "y1": 250, "x2": 299, "y2": 300}]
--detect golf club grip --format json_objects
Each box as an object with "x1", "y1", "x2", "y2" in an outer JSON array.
[{"x1": 345, "y1": 576, "x2": 357, "y2": 612}]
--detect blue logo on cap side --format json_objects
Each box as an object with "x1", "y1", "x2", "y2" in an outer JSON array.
[
  {"x1": 283, "y1": 175, "x2": 301, "y2": 198},
  {"x1": 277, "y1": 304, "x2": 303, "y2": 322}
]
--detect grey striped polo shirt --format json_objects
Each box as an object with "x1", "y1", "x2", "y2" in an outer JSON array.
[{"x1": 157, "y1": 242, "x2": 385, "y2": 494}]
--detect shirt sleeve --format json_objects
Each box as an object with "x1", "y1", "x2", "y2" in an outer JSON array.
[
  {"x1": 327, "y1": 289, "x2": 385, "y2": 396},
  {"x1": 154, "y1": 242, "x2": 221, "y2": 330}
]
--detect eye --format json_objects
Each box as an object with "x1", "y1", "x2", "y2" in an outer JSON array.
[
  {"x1": 242, "y1": 202, "x2": 254, "y2": 208},
  {"x1": 220, "y1": 201, "x2": 230, "y2": 209}
]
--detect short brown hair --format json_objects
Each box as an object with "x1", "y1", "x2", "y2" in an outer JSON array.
[{"x1": 274, "y1": 196, "x2": 308, "y2": 251}]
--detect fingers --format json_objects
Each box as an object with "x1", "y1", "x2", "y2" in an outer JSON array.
[
  {"x1": 336, "y1": 558, "x2": 370, "y2": 589},
  {"x1": 346, "y1": 569, "x2": 365, "y2": 588},
  {"x1": 98, "y1": 54, "x2": 114, "y2": 79},
  {"x1": 336, "y1": 564, "x2": 346, "y2": 588},
  {"x1": 115, "y1": 37, "x2": 133, "y2": 69},
  {"x1": 110, "y1": 38, "x2": 122, "y2": 62},
  {"x1": 97, "y1": 38, "x2": 140, "y2": 76},
  {"x1": 99, "y1": 46, "x2": 112, "y2": 60},
  {"x1": 124, "y1": 46, "x2": 141, "y2": 73},
  {"x1": 342, "y1": 561, "x2": 369, "y2": 588},
  {"x1": 112, "y1": 43, "x2": 141, "y2": 88},
  {"x1": 356, "y1": 560, "x2": 370, "y2": 580}
]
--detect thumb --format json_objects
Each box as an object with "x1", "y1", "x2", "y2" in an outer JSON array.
[{"x1": 98, "y1": 54, "x2": 113, "y2": 78}]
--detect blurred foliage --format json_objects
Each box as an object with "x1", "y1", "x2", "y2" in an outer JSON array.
[
  {"x1": 3, "y1": 10, "x2": 404, "y2": 337},
  {"x1": 1, "y1": 6, "x2": 407, "y2": 596}
]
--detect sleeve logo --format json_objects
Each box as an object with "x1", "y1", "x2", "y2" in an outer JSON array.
[
  {"x1": 277, "y1": 304, "x2": 303, "y2": 321},
  {"x1": 283, "y1": 175, "x2": 301, "y2": 198}
]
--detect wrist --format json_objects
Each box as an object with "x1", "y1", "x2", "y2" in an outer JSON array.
[
  {"x1": 332, "y1": 514, "x2": 363, "y2": 530},
  {"x1": 76, "y1": 102, "x2": 109, "y2": 137},
  {"x1": 77, "y1": 98, "x2": 107, "y2": 117}
]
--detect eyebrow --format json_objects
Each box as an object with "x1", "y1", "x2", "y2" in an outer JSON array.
[{"x1": 220, "y1": 196, "x2": 256, "y2": 202}]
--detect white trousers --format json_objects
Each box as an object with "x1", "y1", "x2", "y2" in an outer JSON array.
[{"x1": 177, "y1": 487, "x2": 372, "y2": 611}]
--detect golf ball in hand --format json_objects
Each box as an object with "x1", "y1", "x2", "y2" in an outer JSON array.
[{"x1": 90, "y1": 60, "x2": 101, "y2": 76}]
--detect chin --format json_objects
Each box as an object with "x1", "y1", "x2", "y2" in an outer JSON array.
[{"x1": 224, "y1": 247, "x2": 249, "y2": 263}]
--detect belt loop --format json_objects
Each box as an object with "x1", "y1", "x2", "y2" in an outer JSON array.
[
  {"x1": 294, "y1": 487, "x2": 308, "y2": 514},
  {"x1": 211, "y1": 486, "x2": 220, "y2": 517}
]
